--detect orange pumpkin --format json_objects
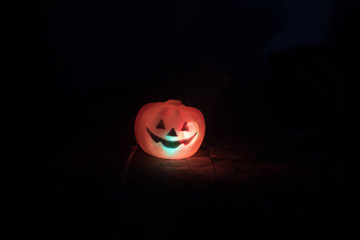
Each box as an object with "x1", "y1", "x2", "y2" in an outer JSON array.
[{"x1": 135, "y1": 99, "x2": 205, "y2": 159}]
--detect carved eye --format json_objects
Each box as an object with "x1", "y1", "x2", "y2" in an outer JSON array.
[
  {"x1": 180, "y1": 122, "x2": 189, "y2": 131},
  {"x1": 156, "y1": 119, "x2": 166, "y2": 129}
]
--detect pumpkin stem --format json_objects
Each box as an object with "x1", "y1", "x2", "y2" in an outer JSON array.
[{"x1": 165, "y1": 99, "x2": 182, "y2": 105}]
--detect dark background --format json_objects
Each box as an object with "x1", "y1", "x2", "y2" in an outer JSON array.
[{"x1": 41, "y1": 0, "x2": 357, "y2": 238}]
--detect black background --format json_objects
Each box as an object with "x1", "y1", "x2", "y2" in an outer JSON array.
[{"x1": 40, "y1": 0, "x2": 357, "y2": 238}]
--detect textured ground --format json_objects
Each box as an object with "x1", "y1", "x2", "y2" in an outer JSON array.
[
  {"x1": 117, "y1": 133, "x2": 345, "y2": 237},
  {"x1": 123, "y1": 133, "x2": 341, "y2": 193},
  {"x1": 46, "y1": 132, "x2": 347, "y2": 238}
]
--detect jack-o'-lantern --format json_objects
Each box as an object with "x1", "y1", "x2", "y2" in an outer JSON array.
[{"x1": 135, "y1": 99, "x2": 205, "y2": 159}]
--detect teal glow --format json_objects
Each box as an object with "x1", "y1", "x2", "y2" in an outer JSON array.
[
  {"x1": 162, "y1": 146, "x2": 179, "y2": 156},
  {"x1": 165, "y1": 136, "x2": 178, "y2": 141}
]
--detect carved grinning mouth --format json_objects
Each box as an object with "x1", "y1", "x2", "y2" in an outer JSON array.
[{"x1": 146, "y1": 128, "x2": 197, "y2": 149}]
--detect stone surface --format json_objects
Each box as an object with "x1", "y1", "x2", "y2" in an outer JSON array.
[{"x1": 122, "y1": 134, "x2": 339, "y2": 194}]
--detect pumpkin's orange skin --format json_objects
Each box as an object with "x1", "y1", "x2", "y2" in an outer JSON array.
[{"x1": 135, "y1": 99, "x2": 205, "y2": 159}]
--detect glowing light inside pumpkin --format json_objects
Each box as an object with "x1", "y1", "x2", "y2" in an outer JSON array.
[
  {"x1": 163, "y1": 146, "x2": 179, "y2": 156},
  {"x1": 134, "y1": 99, "x2": 205, "y2": 159}
]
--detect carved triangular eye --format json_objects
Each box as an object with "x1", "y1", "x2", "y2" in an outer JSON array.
[
  {"x1": 156, "y1": 119, "x2": 166, "y2": 129},
  {"x1": 180, "y1": 122, "x2": 189, "y2": 131}
]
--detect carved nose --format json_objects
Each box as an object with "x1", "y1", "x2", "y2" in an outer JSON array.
[{"x1": 167, "y1": 128, "x2": 178, "y2": 137}]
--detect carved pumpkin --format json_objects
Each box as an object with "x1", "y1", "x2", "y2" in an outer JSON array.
[{"x1": 135, "y1": 99, "x2": 205, "y2": 159}]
